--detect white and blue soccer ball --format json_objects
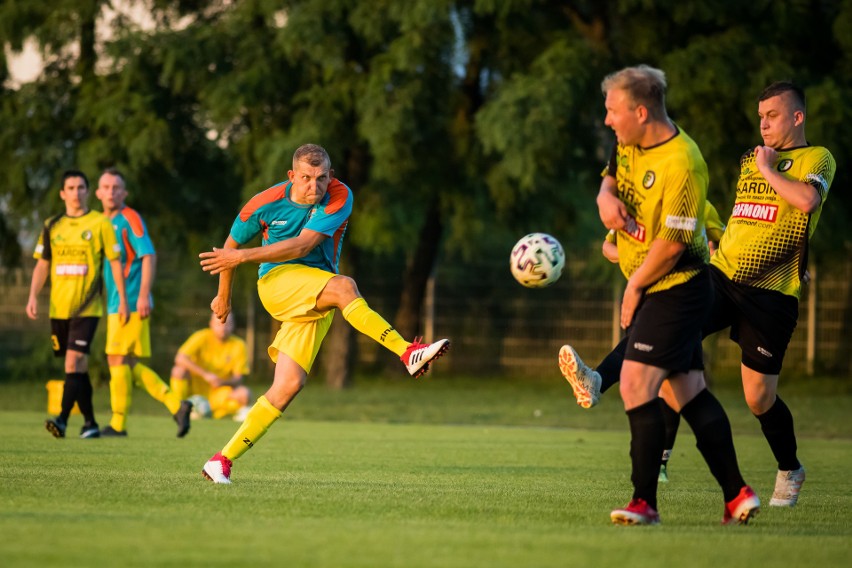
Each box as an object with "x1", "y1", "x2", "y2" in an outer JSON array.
[
  {"x1": 510, "y1": 232, "x2": 565, "y2": 288},
  {"x1": 188, "y1": 394, "x2": 212, "y2": 420}
]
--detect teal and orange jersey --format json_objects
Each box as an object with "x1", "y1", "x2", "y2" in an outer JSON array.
[
  {"x1": 229, "y1": 178, "x2": 353, "y2": 278},
  {"x1": 104, "y1": 206, "x2": 156, "y2": 314}
]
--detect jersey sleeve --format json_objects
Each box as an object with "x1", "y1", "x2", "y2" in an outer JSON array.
[
  {"x1": 704, "y1": 201, "x2": 725, "y2": 243},
  {"x1": 34, "y1": 223, "x2": 49, "y2": 260},
  {"x1": 657, "y1": 162, "x2": 701, "y2": 244},
  {"x1": 304, "y1": 181, "x2": 353, "y2": 236},
  {"x1": 799, "y1": 147, "x2": 835, "y2": 203},
  {"x1": 229, "y1": 183, "x2": 288, "y2": 245},
  {"x1": 122, "y1": 208, "x2": 156, "y2": 257},
  {"x1": 178, "y1": 329, "x2": 208, "y2": 359}
]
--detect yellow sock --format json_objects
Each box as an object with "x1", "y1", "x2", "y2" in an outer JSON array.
[
  {"x1": 109, "y1": 365, "x2": 133, "y2": 432},
  {"x1": 221, "y1": 396, "x2": 281, "y2": 461},
  {"x1": 133, "y1": 364, "x2": 182, "y2": 415},
  {"x1": 170, "y1": 377, "x2": 190, "y2": 401},
  {"x1": 213, "y1": 398, "x2": 243, "y2": 420},
  {"x1": 342, "y1": 297, "x2": 409, "y2": 356}
]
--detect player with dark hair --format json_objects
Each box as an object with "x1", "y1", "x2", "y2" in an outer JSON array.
[
  {"x1": 27, "y1": 170, "x2": 129, "y2": 439},
  {"x1": 197, "y1": 143, "x2": 450, "y2": 484},
  {"x1": 594, "y1": 65, "x2": 758, "y2": 525},
  {"x1": 563, "y1": 80, "x2": 835, "y2": 508},
  {"x1": 96, "y1": 168, "x2": 193, "y2": 438}
]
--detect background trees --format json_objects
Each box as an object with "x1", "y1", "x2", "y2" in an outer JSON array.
[{"x1": 2, "y1": 0, "x2": 850, "y2": 383}]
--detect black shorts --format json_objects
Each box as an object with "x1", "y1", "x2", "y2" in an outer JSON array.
[
  {"x1": 703, "y1": 265, "x2": 798, "y2": 375},
  {"x1": 50, "y1": 317, "x2": 100, "y2": 357},
  {"x1": 624, "y1": 268, "x2": 711, "y2": 374}
]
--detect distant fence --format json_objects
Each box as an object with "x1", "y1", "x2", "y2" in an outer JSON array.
[{"x1": 2, "y1": 253, "x2": 850, "y2": 383}]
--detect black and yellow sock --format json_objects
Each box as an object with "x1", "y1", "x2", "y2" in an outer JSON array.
[
  {"x1": 627, "y1": 398, "x2": 665, "y2": 511},
  {"x1": 58, "y1": 376, "x2": 78, "y2": 423},
  {"x1": 681, "y1": 389, "x2": 745, "y2": 501},
  {"x1": 221, "y1": 396, "x2": 282, "y2": 461},
  {"x1": 660, "y1": 400, "x2": 681, "y2": 466},
  {"x1": 342, "y1": 298, "x2": 409, "y2": 356},
  {"x1": 108, "y1": 365, "x2": 133, "y2": 432},
  {"x1": 756, "y1": 396, "x2": 800, "y2": 472},
  {"x1": 134, "y1": 364, "x2": 182, "y2": 415},
  {"x1": 70, "y1": 372, "x2": 96, "y2": 424}
]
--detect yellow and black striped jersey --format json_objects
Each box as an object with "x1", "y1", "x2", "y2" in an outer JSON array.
[
  {"x1": 604, "y1": 126, "x2": 710, "y2": 293},
  {"x1": 33, "y1": 211, "x2": 121, "y2": 318},
  {"x1": 711, "y1": 145, "x2": 835, "y2": 299}
]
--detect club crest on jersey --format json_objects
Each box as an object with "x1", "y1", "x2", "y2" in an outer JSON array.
[
  {"x1": 642, "y1": 171, "x2": 656, "y2": 188},
  {"x1": 777, "y1": 159, "x2": 793, "y2": 172},
  {"x1": 81, "y1": 230, "x2": 93, "y2": 241}
]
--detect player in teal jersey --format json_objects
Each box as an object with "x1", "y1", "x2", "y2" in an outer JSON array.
[
  {"x1": 96, "y1": 168, "x2": 192, "y2": 438},
  {"x1": 196, "y1": 144, "x2": 450, "y2": 484}
]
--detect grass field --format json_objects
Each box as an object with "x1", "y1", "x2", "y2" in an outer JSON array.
[{"x1": 2, "y1": 375, "x2": 851, "y2": 567}]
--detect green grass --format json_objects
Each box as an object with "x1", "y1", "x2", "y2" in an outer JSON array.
[{"x1": 2, "y1": 375, "x2": 851, "y2": 567}]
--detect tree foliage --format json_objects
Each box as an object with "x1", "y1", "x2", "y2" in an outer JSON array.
[{"x1": 1, "y1": 0, "x2": 850, "y2": 377}]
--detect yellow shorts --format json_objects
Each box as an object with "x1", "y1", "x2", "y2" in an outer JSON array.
[
  {"x1": 105, "y1": 313, "x2": 151, "y2": 357},
  {"x1": 257, "y1": 264, "x2": 336, "y2": 372}
]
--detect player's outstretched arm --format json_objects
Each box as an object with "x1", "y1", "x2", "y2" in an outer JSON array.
[{"x1": 199, "y1": 229, "x2": 328, "y2": 274}]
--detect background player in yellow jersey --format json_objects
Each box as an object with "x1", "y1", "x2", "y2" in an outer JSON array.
[
  {"x1": 595, "y1": 65, "x2": 757, "y2": 525},
  {"x1": 703, "y1": 81, "x2": 834, "y2": 506},
  {"x1": 196, "y1": 143, "x2": 450, "y2": 484},
  {"x1": 563, "y1": 81, "x2": 835, "y2": 509},
  {"x1": 96, "y1": 168, "x2": 193, "y2": 438},
  {"x1": 26, "y1": 170, "x2": 129, "y2": 439},
  {"x1": 169, "y1": 313, "x2": 251, "y2": 420}
]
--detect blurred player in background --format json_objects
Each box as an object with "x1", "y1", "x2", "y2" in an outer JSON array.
[
  {"x1": 27, "y1": 170, "x2": 129, "y2": 439},
  {"x1": 96, "y1": 168, "x2": 193, "y2": 438},
  {"x1": 593, "y1": 65, "x2": 758, "y2": 525},
  {"x1": 562, "y1": 81, "x2": 834, "y2": 509},
  {"x1": 170, "y1": 312, "x2": 251, "y2": 420},
  {"x1": 197, "y1": 143, "x2": 450, "y2": 484}
]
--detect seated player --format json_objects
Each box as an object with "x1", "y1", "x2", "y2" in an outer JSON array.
[{"x1": 170, "y1": 313, "x2": 252, "y2": 420}]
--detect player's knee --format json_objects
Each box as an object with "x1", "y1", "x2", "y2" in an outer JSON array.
[
  {"x1": 327, "y1": 275, "x2": 360, "y2": 306},
  {"x1": 171, "y1": 366, "x2": 188, "y2": 379}
]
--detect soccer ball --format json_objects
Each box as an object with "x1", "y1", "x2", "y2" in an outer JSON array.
[
  {"x1": 510, "y1": 233, "x2": 565, "y2": 288},
  {"x1": 188, "y1": 394, "x2": 212, "y2": 420}
]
